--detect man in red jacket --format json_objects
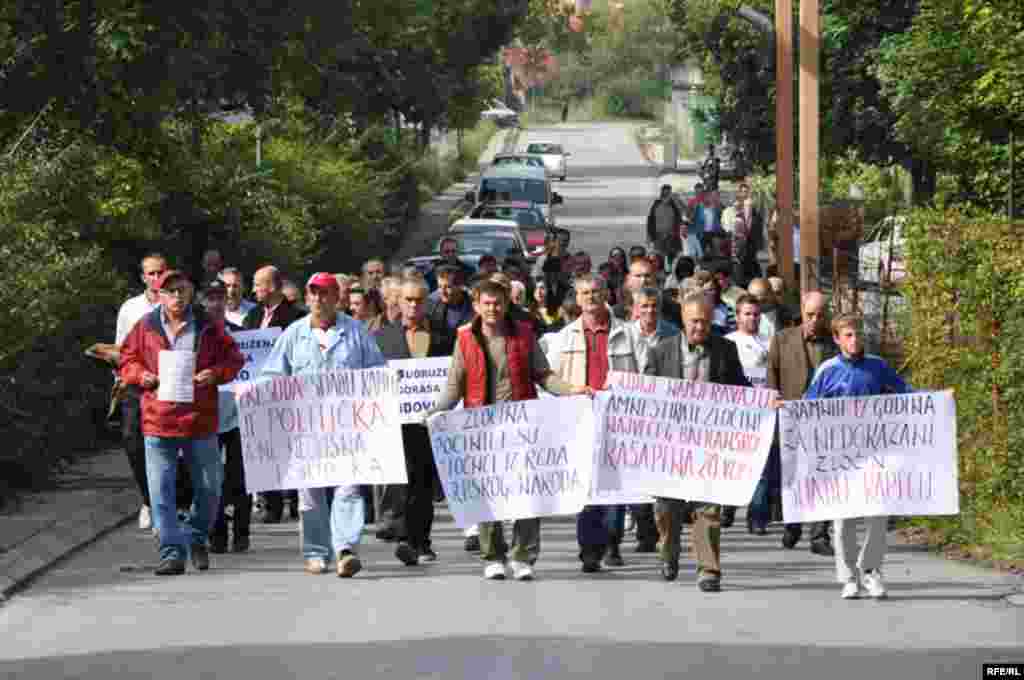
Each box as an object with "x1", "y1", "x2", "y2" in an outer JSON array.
[{"x1": 120, "y1": 270, "x2": 244, "y2": 576}]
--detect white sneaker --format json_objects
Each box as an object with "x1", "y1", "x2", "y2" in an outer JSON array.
[
  {"x1": 483, "y1": 562, "x2": 507, "y2": 580},
  {"x1": 841, "y1": 580, "x2": 861, "y2": 600},
  {"x1": 862, "y1": 571, "x2": 887, "y2": 599},
  {"x1": 138, "y1": 505, "x2": 152, "y2": 530},
  {"x1": 509, "y1": 560, "x2": 534, "y2": 581}
]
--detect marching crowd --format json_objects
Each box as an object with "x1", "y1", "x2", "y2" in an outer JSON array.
[{"x1": 112, "y1": 180, "x2": 910, "y2": 601}]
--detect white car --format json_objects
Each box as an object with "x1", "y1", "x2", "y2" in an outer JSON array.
[
  {"x1": 525, "y1": 141, "x2": 571, "y2": 181},
  {"x1": 480, "y1": 99, "x2": 519, "y2": 128}
]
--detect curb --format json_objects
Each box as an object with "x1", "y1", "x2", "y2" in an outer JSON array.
[{"x1": 0, "y1": 488, "x2": 139, "y2": 601}]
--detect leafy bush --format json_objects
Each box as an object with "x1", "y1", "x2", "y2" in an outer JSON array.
[{"x1": 902, "y1": 208, "x2": 1024, "y2": 559}]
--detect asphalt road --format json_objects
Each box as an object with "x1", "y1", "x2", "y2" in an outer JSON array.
[{"x1": 2, "y1": 123, "x2": 1021, "y2": 679}]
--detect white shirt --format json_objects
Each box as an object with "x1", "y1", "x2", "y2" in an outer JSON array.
[
  {"x1": 726, "y1": 331, "x2": 770, "y2": 387},
  {"x1": 631, "y1": 320, "x2": 662, "y2": 374},
  {"x1": 225, "y1": 299, "x2": 256, "y2": 327},
  {"x1": 115, "y1": 293, "x2": 160, "y2": 346}
]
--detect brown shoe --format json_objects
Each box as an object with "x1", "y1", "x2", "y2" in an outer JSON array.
[
  {"x1": 337, "y1": 550, "x2": 362, "y2": 578},
  {"x1": 304, "y1": 558, "x2": 328, "y2": 575}
]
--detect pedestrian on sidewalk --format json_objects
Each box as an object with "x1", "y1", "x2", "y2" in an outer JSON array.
[
  {"x1": 430, "y1": 280, "x2": 592, "y2": 581},
  {"x1": 549, "y1": 274, "x2": 639, "y2": 573},
  {"x1": 644, "y1": 293, "x2": 749, "y2": 592},
  {"x1": 115, "y1": 253, "x2": 167, "y2": 531},
  {"x1": 260, "y1": 273, "x2": 387, "y2": 578},
  {"x1": 646, "y1": 184, "x2": 684, "y2": 258},
  {"x1": 802, "y1": 313, "x2": 911, "y2": 600},
  {"x1": 119, "y1": 270, "x2": 244, "y2": 576},
  {"x1": 243, "y1": 266, "x2": 305, "y2": 523},
  {"x1": 374, "y1": 276, "x2": 455, "y2": 567},
  {"x1": 199, "y1": 280, "x2": 251, "y2": 554}
]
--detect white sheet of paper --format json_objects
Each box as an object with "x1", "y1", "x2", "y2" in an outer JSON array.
[{"x1": 158, "y1": 350, "x2": 196, "y2": 403}]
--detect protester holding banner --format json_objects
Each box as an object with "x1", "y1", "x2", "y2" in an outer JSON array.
[
  {"x1": 119, "y1": 270, "x2": 245, "y2": 576},
  {"x1": 767, "y1": 291, "x2": 837, "y2": 555},
  {"x1": 244, "y1": 266, "x2": 306, "y2": 523},
  {"x1": 623, "y1": 286, "x2": 681, "y2": 555},
  {"x1": 431, "y1": 280, "x2": 592, "y2": 581},
  {"x1": 803, "y1": 313, "x2": 911, "y2": 600},
  {"x1": 258, "y1": 272, "x2": 387, "y2": 578},
  {"x1": 549, "y1": 274, "x2": 639, "y2": 572},
  {"x1": 199, "y1": 280, "x2": 252, "y2": 553},
  {"x1": 374, "y1": 277, "x2": 455, "y2": 566},
  {"x1": 643, "y1": 293, "x2": 749, "y2": 592}
]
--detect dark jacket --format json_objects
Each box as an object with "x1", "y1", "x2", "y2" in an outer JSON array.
[
  {"x1": 426, "y1": 293, "x2": 474, "y2": 333},
  {"x1": 766, "y1": 326, "x2": 839, "y2": 401},
  {"x1": 373, "y1": 320, "x2": 455, "y2": 361},
  {"x1": 242, "y1": 299, "x2": 306, "y2": 331},
  {"x1": 120, "y1": 307, "x2": 244, "y2": 438},
  {"x1": 643, "y1": 333, "x2": 749, "y2": 388},
  {"x1": 647, "y1": 197, "x2": 684, "y2": 246}
]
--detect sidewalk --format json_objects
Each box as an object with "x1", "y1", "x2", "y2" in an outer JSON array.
[
  {"x1": 0, "y1": 448, "x2": 139, "y2": 600},
  {"x1": 390, "y1": 127, "x2": 518, "y2": 265}
]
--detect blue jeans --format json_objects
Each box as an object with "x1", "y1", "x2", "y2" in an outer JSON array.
[
  {"x1": 299, "y1": 485, "x2": 365, "y2": 560},
  {"x1": 144, "y1": 435, "x2": 222, "y2": 561}
]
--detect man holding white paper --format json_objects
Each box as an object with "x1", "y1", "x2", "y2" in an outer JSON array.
[
  {"x1": 120, "y1": 270, "x2": 244, "y2": 576},
  {"x1": 260, "y1": 272, "x2": 387, "y2": 579}
]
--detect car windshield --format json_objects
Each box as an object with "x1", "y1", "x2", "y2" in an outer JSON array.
[
  {"x1": 480, "y1": 178, "x2": 547, "y2": 204},
  {"x1": 474, "y1": 207, "x2": 543, "y2": 227},
  {"x1": 495, "y1": 156, "x2": 543, "y2": 168},
  {"x1": 526, "y1": 143, "x2": 563, "y2": 155},
  {"x1": 445, "y1": 235, "x2": 518, "y2": 256}
]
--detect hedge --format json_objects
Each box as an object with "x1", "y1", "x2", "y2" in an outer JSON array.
[{"x1": 901, "y1": 208, "x2": 1024, "y2": 560}]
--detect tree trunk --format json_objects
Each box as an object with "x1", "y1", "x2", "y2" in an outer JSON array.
[{"x1": 908, "y1": 157, "x2": 937, "y2": 206}]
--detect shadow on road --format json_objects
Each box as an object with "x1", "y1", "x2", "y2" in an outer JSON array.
[{"x1": 2, "y1": 636, "x2": 1019, "y2": 680}]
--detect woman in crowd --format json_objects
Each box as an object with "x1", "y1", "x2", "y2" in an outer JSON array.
[
  {"x1": 349, "y1": 286, "x2": 386, "y2": 332},
  {"x1": 530, "y1": 278, "x2": 566, "y2": 334}
]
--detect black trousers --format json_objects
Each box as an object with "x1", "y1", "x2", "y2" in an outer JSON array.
[
  {"x1": 213, "y1": 428, "x2": 250, "y2": 540},
  {"x1": 402, "y1": 424, "x2": 438, "y2": 551},
  {"x1": 120, "y1": 389, "x2": 150, "y2": 507},
  {"x1": 632, "y1": 503, "x2": 659, "y2": 546}
]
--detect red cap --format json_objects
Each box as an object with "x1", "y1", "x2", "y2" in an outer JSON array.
[
  {"x1": 306, "y1": 272, "x2": 340, "y2": 291},
  {"x1": 156, "y1": 269, "x2": 189, "y2": 290}
]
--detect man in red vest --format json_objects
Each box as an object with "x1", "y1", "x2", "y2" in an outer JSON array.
[{"x1": 431, "y1": 280, "x2": 591, "y2": 581}]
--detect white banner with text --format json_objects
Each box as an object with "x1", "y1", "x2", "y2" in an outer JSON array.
[
  {"x1": 592, "y1": 371, "x2": 777, "y2": 507},
  {"x1": 427, "y1": 396, "x2": 594, "y2": 527},
  {"x1": 237, "y1": 368, "x2": 407, "y2": 492},
  {"x1": 780, "y1": 390, "x2": 959, "y2": 523}
]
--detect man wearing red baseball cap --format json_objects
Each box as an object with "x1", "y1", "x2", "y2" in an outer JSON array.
[
  {"x1": 260, "y1": 272, "x2": 387, "y2": 578},
  {"x1": 120, "y1": 269, "x2": 244, "y2": 576}
]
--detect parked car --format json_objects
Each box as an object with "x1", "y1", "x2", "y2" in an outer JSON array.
[
  {"x1": 436, "y1": 230, "x2": 532, "y2": 264},
  {"x1": 480, "y1": 99, "x2": 519, "y2": 128},
  {"x1": 524, "y1": 141, "x2": 570, "y2": 181},
  {"x1": 447, "y1": 217, "x2": 526, "y2": 252},
  {"x1": 465, "y1": 201, "x2": 548, "y2": 229},
  {"x1": 492, "y1": 153, "x2": 547, "y2": 174},
  {"x1": 466, "y1": 165, "x2": 562, "y2": 226}
]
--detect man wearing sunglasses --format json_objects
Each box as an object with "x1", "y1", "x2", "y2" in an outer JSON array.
[{"x1": 120, "y1": 270, "x2": 245, "y2": 576}]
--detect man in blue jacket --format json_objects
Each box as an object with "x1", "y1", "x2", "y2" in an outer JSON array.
[
  {"x1": 803, "y1": 313, "x2": 910, "y2": 600},
  {"x1": 261, "y1": 273, "x2": 387, "y2": 578}
]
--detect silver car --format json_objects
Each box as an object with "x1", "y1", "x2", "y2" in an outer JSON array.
[{"x1": 525, "y1": 141, "x2": 571, "y2": 181}]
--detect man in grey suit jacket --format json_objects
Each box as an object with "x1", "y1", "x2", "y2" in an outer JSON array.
[{"x1": 644, "y1": 294, "x2": 749, "y2": 593}]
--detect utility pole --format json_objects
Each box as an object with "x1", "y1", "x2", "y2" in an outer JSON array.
[
  {"x1": 799, "y1": 0, "x2": 820, "y2": 294},
  {"x1": 775, "y1": 0, "x2": 795, "y2": 290}
]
